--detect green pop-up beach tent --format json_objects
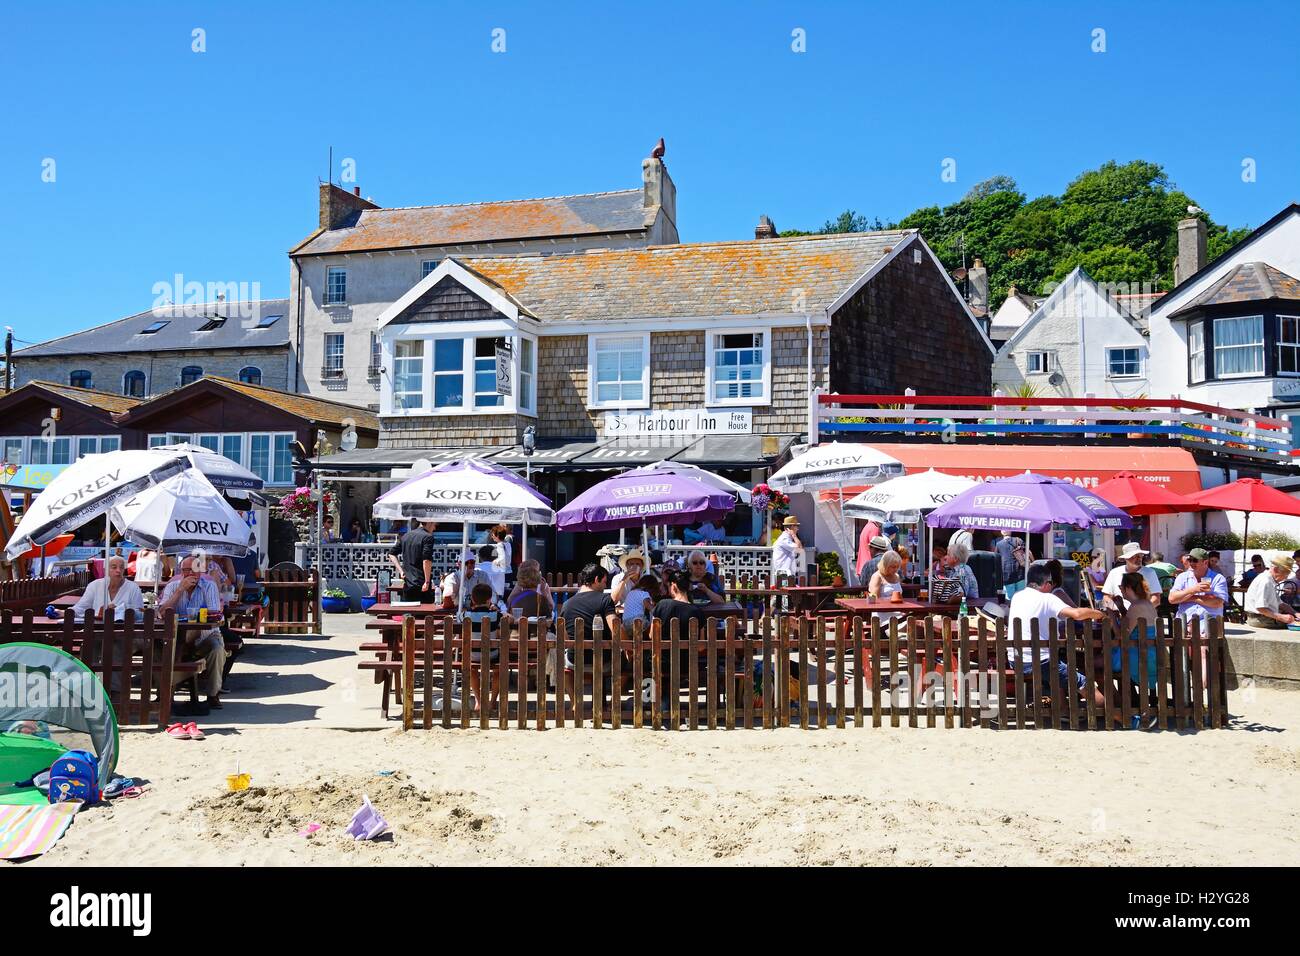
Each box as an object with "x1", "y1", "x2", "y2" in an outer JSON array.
[{"x1": 0, "y1": 643, "x2": 119, "y2": 805}]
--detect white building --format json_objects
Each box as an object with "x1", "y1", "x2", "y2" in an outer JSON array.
[
  {"x1": 992, "y1": 267, "x2": 1149, "y2": 398},
  {"x1": 1148, "y1": 204, "x2": 1300, "y2": 420},
  {"x1": 987, "y1": 285, "x2": 1043, "y2": 347}
]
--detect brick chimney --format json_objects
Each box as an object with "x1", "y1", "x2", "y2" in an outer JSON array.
[
  {"x1": 319, "y1": 182, "x2": 380, "y2": 231},
  {"x1": 1175, "y1": 217, "x2": 1208, "y2": 284},
  {"x1": 641, "y1": 154, "x2": 678, "y2": 243},
  {"x1": 967, "y1": 257, "x2": 989, "y2": 314},
  {"x1": 755, "y1": 215, "x2": 777, "y2": 239}
]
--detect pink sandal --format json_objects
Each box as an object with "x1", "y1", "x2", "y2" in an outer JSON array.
[
  {"x1": 166, "y1": 723, "x2": 191, "y2": 740},
  {"x1": 184, "y1": 722, "x2": 205, "y2": 740}
]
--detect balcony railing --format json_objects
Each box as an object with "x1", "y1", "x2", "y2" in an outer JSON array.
[{"x1": 812, "y1": 394, "x2": 1296, "y2": 468}]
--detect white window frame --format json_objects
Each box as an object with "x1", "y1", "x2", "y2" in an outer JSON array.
[
  {"x1": 705, "y1": 328, "x2": 772, "y2": 407},
  {"x1": 246, "y1": 431, "x2": 297, "y2": 486},
  {"x1": 587, "y1": 332, "x2": 651, "y2": 410},
  {"x1": 1025, "y1": 351, "x2": 1051, "y2": 375},
  {"x1": 2, "y1": 437, "x2": 25, "y2": 464},
  {"x1": 325, "y1": 266, "x2": 347, "y2": 305},
  {"x1": 1188, "y1": 322, "x2": 1206, "y2": 384},
  {"x1": 1105, "y1": 346, "x2": 1142, "y2": 380},
  {"x1": 1278, "y1": 315, "x2": 1300, "y2": 377},
  {"x1": 1212, "y1": 314, "x2": 1265, "y2": 380},
  {"x1": 473, "y1": 337, "x2": 507, "y2": 410},
  {"x1": 323, "y1": 332, "x2": 345, "y2": 379},
  {"x1": 421, "y1": 259, "x2": 440, "y2": 278},
  {"x1": 393, "y1": 339, "x2": 425, "y2": 412},
  {"x1": 518, "y1": 335, "x2": 537, "y2": 417}
]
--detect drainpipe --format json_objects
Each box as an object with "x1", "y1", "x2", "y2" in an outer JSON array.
[
  {"x1": 293, "y1": 257, "x2": 305, "y2": 393},
  {"x1": 806, "y1": 311, "x2": 819, "y2": 444}
]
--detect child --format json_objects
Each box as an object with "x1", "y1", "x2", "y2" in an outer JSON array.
[
  {"x1": 461, "y1": 583, "x2": 501, "y2": 714},
  {"x1": 622, "y1": 572, "x2": 657, "y2": 632}
]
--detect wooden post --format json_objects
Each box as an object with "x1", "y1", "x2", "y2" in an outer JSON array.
[{"x1": 401, "y1": 614, "x2": 415, "y2": 731}]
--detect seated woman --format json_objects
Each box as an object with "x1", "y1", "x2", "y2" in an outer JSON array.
[
  {"x1": 1111, "y1": 572, "x2": 1159, "y2": 725},
  {"x1": 70, "y1": 555, "x2": 144, "y2": 622},
  {"x1": 684, "y1": 549, "x2": 726, "y2": 607},
  {"x1": 1043, "y1": 559, "x2": 1077, "y2": 607},
  {"x1": 868, "y1": 550, "x2": 905, "y2": 624},
  {"x1": 505, "y1": 562, "x2": 554, "y2": 619},
  {"x1": 936, "y1": 541, "x2": 979, "y2": 603}
]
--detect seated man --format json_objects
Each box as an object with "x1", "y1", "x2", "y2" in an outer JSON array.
[
  {"x1": 159, "y1": 555, "x2": 227, "y2": 710},
  {"x1": 1008, "y1": 563, "x2": 1109, "y2": 713},
  {"x1": 1244, "y1": 555, "x2": 1296, "y2": 629}
]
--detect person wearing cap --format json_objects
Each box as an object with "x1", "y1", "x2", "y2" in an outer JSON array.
[
  {"x1": 1168, "y1": 547, "x2": 1228, "y2": 625},
  {"x1": 859, "y1": 534, "x2": 894, "y2": 582},
  {"x1": 1243, "y1": 555, "x2": 1296, "y2": 629},
  {"x1": 1101, "y1": 542, "x2": 1163, "y2": 611},
  {"x1": 610, "y1": 549, "x2": 647, "y2": 604}
]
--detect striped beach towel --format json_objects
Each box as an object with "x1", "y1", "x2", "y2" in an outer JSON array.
[{"x1": 0, "y1": 800, "x2": 80, "y2": 860}]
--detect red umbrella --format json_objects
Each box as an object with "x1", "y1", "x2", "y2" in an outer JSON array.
[
  {"x1": 1187, "y1": 478, "x2": 1300, "y2": 573},
  {"x1": 1093, "y1": 472, "x2": 1205, "y2": 516}
]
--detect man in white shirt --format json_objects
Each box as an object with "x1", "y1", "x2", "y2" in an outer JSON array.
[
  {"x1": 1244, "y1": 555, "x2": 1296, "y2": 629},
  {"x1": 1101, "y1": 542, "x2": 1163, "y2": 609},
  {"x1": 771, "y1": 516, "x2": 804, "y2": 584},
  {"x1": 1008, "y1": 563, "x2": 1107, "y2": 710}
]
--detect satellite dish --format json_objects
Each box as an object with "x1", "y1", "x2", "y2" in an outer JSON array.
[
  {"x1": 1048, "y1": 371, "x2": 1065, "y2": 387},
  {"x1": 340, "y1": 430, "x2": 358, "y2": 452}
]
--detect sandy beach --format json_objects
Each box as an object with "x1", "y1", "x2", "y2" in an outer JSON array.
[{"x1": 15, "y1": 618, "x2": 1300, "y2": 867}]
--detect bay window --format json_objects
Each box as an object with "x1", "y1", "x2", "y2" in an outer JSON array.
[
  {"x1": 1213, "y1": 315, "x2": 1264, "y2": 378},
  {"x1": 384, "y1": 332, "x2": 537, "y2": 415},
  {"x1": 589, "y1": 334, "x2": 649, "y2": 408},
  {"x1": 708, "y1": 331, "x2": 768, "y2": 403},
  {"x1": 475, "y1": 338, "x2": 503, "y2": 408}
]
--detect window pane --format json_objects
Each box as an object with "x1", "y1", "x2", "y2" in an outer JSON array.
[
  {"x1": 3, "y1": 439, "x2": 22, "y2": 464},
  {"x1": 597, "y1": 383, "x2": 619, "y2": 403},
  {"x1": 238, "y1": 366, "x2": 261, "y2": 385},
  {"x1": 78, "y1": 437, "x2": 97, "y2": 459},
  {"x1": 249, "y1": 435, "x2": 270, "y2": 481},
  {"x1": 621, "y1": 382, "x2": 644, "y2": 402},
  {"x1": 198, "y1": 435, "x2": 219, "y2": 453},
  {"x1": 52, "y1": 438, "x2": 71, "y2": 465},
  {"x1": 181, "y1": 366, "x2": 202, "y2": 385},
  {"x1": 434, "y1": 339, "x2": 463, "y2": 371},
  {"x1": 326, "y1": 267, "x2": 347, "y2": 304},
  {"x1": 222, "y1": 435, "x2": 242, "y2": 465},
  {"x1": 394, "y1": 340, "x2": 424, "y2": 409},
  {"x1": 435, "y1": 376, "x2": 463, "y2": 408},
  {"x1": 273, "y1": 435, "x2": 293, "y2": 485},
  {"x1": 100, "y1": 436, "x2": 120, "y2": 453},
  {"x1": 148, "y1": 435, "x2": 167, "y2": 448}
]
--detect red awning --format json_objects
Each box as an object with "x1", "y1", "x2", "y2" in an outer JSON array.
[{"x1": 822, "y1": 444, "x2": 1204, "y2": 500}]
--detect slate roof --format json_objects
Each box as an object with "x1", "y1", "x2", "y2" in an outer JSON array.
[
  {"x1": 5, "y1": 381, "x2": 143, "y2": 415},
  {"x1": 291, "y1": 190, "x2": 651, "y2": 257},
  {"x1": 454, "y1": 230, "x2": 915, "y2": 322},
  {"x1": 14, "y1": 299, "x2": 291, "y2": 357},
  {"x1": 197, "y1": 376, "x2": 380, "y2": 432},
  {"x1": 1170, "y1": 262, "x2": 1300, "y2": 317}
]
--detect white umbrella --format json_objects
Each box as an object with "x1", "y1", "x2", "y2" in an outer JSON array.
[
  {"x1": 3, "y1": 449, "x2": 189, "y2": 560},
  {"x1": 110, "y1": 469, "x2": 255, "y2": 557},
  {"x1": 842, "y1": 469, "x2": 977, "y2": 523},
  {"x1": 151, "y1": 442, "x2": 264, "y2": 491},
  {"x1": 842, "y1": 469, "x2": 977, "y2": 595},
  {"x1": 768, "y1": 442, "x2": 905, "y2": 585},
  {"x1": 374, "y1": 459, "x2": 554, "y2": 614}
]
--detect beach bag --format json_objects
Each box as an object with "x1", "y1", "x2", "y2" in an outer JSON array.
[
  {"x1": 930, "y1": 577, "x2": 964, "y2": 603},
  {"x1": 48, "y1": 750, "x2": 99, "y2": 806}
]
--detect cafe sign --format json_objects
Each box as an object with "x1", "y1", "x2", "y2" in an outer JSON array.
[{"x1": 604, "y1": 408, "x2": 752, "y2": 437}]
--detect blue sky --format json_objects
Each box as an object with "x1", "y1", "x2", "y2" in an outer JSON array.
[{"x1": 3, "y1": 0, "x2": 1297, "y2": 343}]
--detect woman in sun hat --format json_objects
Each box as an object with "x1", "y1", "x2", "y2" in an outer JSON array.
[{"x1": 611, "y1": 548, "x2": 648, "y2": 604}]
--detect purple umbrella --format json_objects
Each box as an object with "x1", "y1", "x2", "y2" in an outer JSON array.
[
  {"x1": 925, "y1": 472, "x2": 1132, "y2": 533},
  {"x1": 557, "y1": 469, "x2": 736, "y2": 533}
]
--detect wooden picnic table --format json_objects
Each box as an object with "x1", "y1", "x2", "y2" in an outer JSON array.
[
  {"x1": 366, "y1": 602, "x2": 449, "y2": 617},
  {"x1": 834, "y1": 597, "x2": 963, "y2": 617},
  {"x1": 778, "y1": 584, "x2": 870, "y2": 613}
]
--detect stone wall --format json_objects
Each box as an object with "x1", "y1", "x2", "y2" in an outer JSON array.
[
  {"x1": 14, "y1": 347, "x2": 290, "y2": 397},
  {"x1": 829, "y1": 247, "x2": 993, "y2": 395}
]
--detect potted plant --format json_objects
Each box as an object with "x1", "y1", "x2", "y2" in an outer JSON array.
[
  {"x1": 817, "y1": 552, "x2": 845, "y2": 587},
  {"x1": 322, "y1": 587, "x2": 350, "y2": 613}
]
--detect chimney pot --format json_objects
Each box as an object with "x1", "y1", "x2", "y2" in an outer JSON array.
[
  {"x1": 353, "y1": 186, "x2": 360, "y2": 196},
  {"x1": 755, "y1": 215, "x2": 777, "y2": 240}
]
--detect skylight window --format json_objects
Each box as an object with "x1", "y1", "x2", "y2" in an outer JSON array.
[
  {"x1": 255, "y1": 313, "x2": 284, "y2": 329},
  {"x1": 139, "y1": 320, "x2": 170, "y2": 334},
  {"x1": 198, "y1": 316, "x2": 227, "y2": 332}
]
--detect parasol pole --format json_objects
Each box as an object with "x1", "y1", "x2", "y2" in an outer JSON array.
[
  {"x1": 642, "y1": 519, "x2": 648, "y2": 561},
  {"x1": 836, "y1": 480, "x2": 855, "y2": 586},
  {"x1": 1241, "y1": 510, "x2": 1250, "y2": 585},
  {"x1": 456, "y1": 521, "x2": 469, "y2": 617},
  {"x1": 104, "y1": 513, "x2": 111, "y2": 562}
]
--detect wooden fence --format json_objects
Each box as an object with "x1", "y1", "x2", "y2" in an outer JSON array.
[
  {"x1": 0, "y1": 571, "x2": 93, "y2": 614},
  {"x1": 0, "y1": 608, "x2": 182, "y2": 726},
  {"x1": 389, "y1": 613, "x2": 1229, "y2": 732}
]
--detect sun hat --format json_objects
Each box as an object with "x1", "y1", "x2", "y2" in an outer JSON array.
[
  {"x1": 1118, "y1": 542, "x2": 1149, "y2": 560},
  {"x1": 782, "y1": 516, "x2": 800, "y2": 528},
  {"x1": 618, "y1": 549, "x2": 647, "y2": 571},
  {"x1": 870, "y1": 535, "x2": 891, "y2": 551},
  {"x1": 1270, "y1": 555, "x2": 1295, "y2": 573}
]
